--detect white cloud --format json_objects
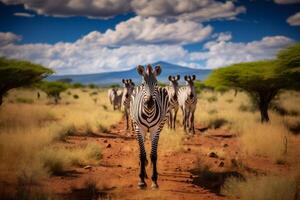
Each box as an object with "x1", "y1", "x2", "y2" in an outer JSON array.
[
  {"x1": 1, "y1": 0, "x2": 131, "y2": 19},
  {"x1": 13, "y1": 12, "x2": 35, "y2": 17},
  {"x1": 79, "y1": 16, "x2": 212, "y2": 46},
  {"x1": 274, "y1": 0, "x2": 300, "y2": 4},
  {"x1": 0, "y1": 36, "x2": 191, "y2": 74},
  {"x1": 132, "y1": 0, "x2": 246, "y2": 22},
  {"x1": 287, "y1": 12, "x2": 300, "y2": 26},
  {"x1": 0, "y1": 32, "x2": 294, "y2": 74},
  {"x1": 0, "y1": 32, "x2": 22, "y2": 46},
  {"x1": 1, "y1": 0, "x2": 245, "y2": 21},
  {"x1": 190, "y1": 35, "x2": 294, "y2": 68}
]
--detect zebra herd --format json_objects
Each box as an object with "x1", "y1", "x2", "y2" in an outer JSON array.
[{"x1": 108, "y1": 64, "x2": 197, "y2": 189}]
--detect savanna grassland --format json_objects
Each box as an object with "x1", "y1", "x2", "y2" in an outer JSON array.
[{"x1": 0, "y1": 87, "x2": 299, "y2": 200}]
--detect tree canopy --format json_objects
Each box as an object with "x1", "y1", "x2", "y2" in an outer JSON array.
[
  {"x1": 0, "y1": 57, "x2": 53, "y2": 105},
  {"x1": 205, "y1": 43, "x2": 300, "y2": 122},
  {"x1": 37, "y1": 81, "x2": 69, "y2": 104}
]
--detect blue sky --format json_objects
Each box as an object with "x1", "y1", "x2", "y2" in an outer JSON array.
[{"x1": 0, "y1": 0, "x2": 299, "y2": 74}]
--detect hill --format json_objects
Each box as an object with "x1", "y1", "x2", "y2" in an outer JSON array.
[{"x1": 47, "y1": 61, "x2": 212, "y2": 86}]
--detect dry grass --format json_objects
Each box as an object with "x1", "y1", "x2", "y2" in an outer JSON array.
[
  {"x1": 192, "y1": 90, "x2": 299, "y2": 162},
  {"x1": 0, "y1": 87, "x2": 121, "y2": 184},
  {"x1": 159, "y1": 127, "x2": 185, "y2": 152},
  {"x1": 40, "y1": 143, "x2": 102, "y2": 175},
  {"x1": 239, "y1": 122, "x2": 289, "y2": 161},
  {"x1": 221, "y1": 175, "x2": 299, "y2": 200}
]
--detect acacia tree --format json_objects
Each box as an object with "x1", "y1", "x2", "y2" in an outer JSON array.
[
  {"x1": 205, "y1": 44, "x2": 300, "y2": 123},
  {"x1": 38, "y1": 81, "x2": 68, "y2": 104},
  {"x1": 0, "y1": 57, "x2": 53, "y2": 105}
]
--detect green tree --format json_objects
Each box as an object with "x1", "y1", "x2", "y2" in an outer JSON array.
[
  {"x1": 0, "y1": 57, "x2": 53, "y2": 105},
  {"x1": 205, "y1": 44, "x2": 300, "y2": 123},
  {"x1": 38, "y1": 81, "x2": 68, "y2": 104}
]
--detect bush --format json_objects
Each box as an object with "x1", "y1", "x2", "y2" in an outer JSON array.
[
  {"x1": 208, "y1": 109, "x2": 218, "y2": 115},
  {"x1": 73, "y1": 94, "x2": 79, "y2": 99},
  {"x1": 72, "y1": 82, "x2": 84, "y2": 88},
  {"x1": 88, "y1": 84, "x2": 97, "y2": 89},
  {"x1": 40, "y1": 149, "x2": 67, "y2": 175},
  {"x1": 226, "y1": 99, "x2": 233, "y2": 103},
  {"x1": 90, "y1": 91, "x2": 98, "y2": 96},
  {"x1": 207, "y1": 96, "x2": 218, "y2": 103},
  {"x1": 37, "y1": 81, "x2": 69, "y2": 104},
  {"x1": 222, "y1": 175, "x2": 299, "y2": 200},
  {"x1": 15, "y1": 97, "x2": 34, "y2": 104},
  {"x1": 207, "y1": 118, "x2": 228, "y2": 129}
]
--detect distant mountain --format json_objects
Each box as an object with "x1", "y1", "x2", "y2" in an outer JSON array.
[{"x1": 47, "y1": 61, "x2": 212, "y2": 86}]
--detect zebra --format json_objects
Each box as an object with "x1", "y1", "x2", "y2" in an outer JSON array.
[
  {"x1": 178, "y1": 75, "x2": 197, "y2": 134},
  {"x1": 165, "y1": 75, "x2": 180, "y2": 130},
  {"x1": 130, "y1": 64, "x2": 169, "y2": 189},
  {"x1": 110, "y1": 88, "x2": 123, "y2": 110},
  {"x1": 121, "y1": 79, "x2": 135, "y2": 130}
]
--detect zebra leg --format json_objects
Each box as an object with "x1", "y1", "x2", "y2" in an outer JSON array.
[
  {"x1": 186, "y1": 111, "x2": 191, "y2": 132},
  {"x1": 150, "y1": 132, "x2": 160, "y2": 189},
  {"x1": 181, "y1": 106, "x2": 185, "y2": 126},
  {"x1": 189, "y1": 112, "x2": 195, "y2": 134},
  {"x1": 191, "y1": 111, "x2": 195, "y2": 134},
  {"x1": 167, "y1": 111, "x2": 171, "y2": 129},
  {"x1": 169, "y1": 111, "x2": 173, "y2": 130},
  {"x1": 125, "y1": 110, "x2": 129, "y2": 130},
  {"x1": 173, "y1": 108, "x2": 178, "y2": 130},
  {"x1": 136, "y1": 128, "x2": 148, "y2": 189}
]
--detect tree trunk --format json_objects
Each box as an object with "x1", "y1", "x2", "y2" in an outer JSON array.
[
  {"x1": 259, "y1": 101, "x2": 269, "y2": 123},
  {"x1": 257, "y1": 90, "x2": 278, "y2": 123},
  {"x1": 234, "y1": 89, "x2": 238, "y2": 97}
]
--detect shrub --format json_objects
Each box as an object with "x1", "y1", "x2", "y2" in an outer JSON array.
[
  {"x1": 221, "y1": 175, "x2": 299, "y2": 200},
  {"x1": 72, "y1": 82, "x2": 84, "y2": 88},
  {"x1": 208, "y1": 109, "x2": 218, "y2": 115},
  {"x1": 207, "y1": 117, "x2": 228, "y2": 129},
  {"x1": 73, "y1": 94, "x2": 79, "y2": 99},
  {"x1": 207, "y1": 96, "x2": 218, "y2": 103},
  {"x1": 15, "y1": 97, "x2": 34, "y2": 104}
]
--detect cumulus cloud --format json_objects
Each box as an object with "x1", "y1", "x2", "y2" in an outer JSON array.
[
  {"x1": 0, "y1": 35, "x2": 191, "y2": 74},
  {"x1": 1, "y1": 0, "x2": 131, "y2": 18},
  {"x1": 132, "y1": 0, "x2": 246, "y2": 22},
  {"x1": 287, "y1": 12, "x2": 300, "y2": 26},
  {"x1": 1, "y1": 0, "x2": 245, "y2": 21},
  {"x1": 190, "y1": 35, "x2": 294, "y2": 68},
  {"x1": 0, "y1": 32, "x2": 22, "y2": 46},
  {"x1": 274, "y1": 0, "x2": 300, "y2": 4},
  {"x1": 79, "y1": 16, "x2": 212, "y2": 46},
  {"x1": 0, "y1": 30, "x2": 294, "y2": 74},
  {"x1": 13, "y1": 12, "x2": 35, "y2": 17}
]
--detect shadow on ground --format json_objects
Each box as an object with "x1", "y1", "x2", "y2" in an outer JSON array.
[{"x1": 190, "y1": 168, "x2": 245, "y2": 195}]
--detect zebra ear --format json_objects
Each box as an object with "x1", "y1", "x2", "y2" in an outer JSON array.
[
  {"x1": 184, "y1": 75, "x2": 188, "y2": 81},
  {"x1": 129, "y1": 79, "x2": 132, "y2": 83},
  {"x1": 192, "y1": 75, "x2": 196, "y2": 81},
  {"x1": 137, "y1": 65, "x2": 144, "y2": 76},
  {"x1": 122, "y1": 79, "x2": 125, "y2": 84},
  {"x1": 168, "y1": 75, "x2": 172, "y2": 81},
  {"x1": 131, "y1": 82, "x2": 135, "y2": 86},
  {"x1": 154, "y1": 65, "x2": 161, "y2": 76},
  {"x1": 176, "y1": 75, "x2": 180, "y2": 81}
]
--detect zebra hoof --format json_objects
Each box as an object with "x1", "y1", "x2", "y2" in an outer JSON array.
[
  {"x1": 151, "y1": 182, "x2": 159, "y2": 189},
  {"x1": 137, "y1": 182, "x2": 147, "y2": 189}
]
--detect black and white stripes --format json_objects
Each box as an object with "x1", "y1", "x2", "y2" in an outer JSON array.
[
  {"x1": 130, "y1": 64, "x2": 169, "y2": 189},
  {"x1": 165, "y1": 75, "x2": 180, "y2": 130},
  {"x1": 121, "y1": 79, "x2": 135, "y2": 130},
  {"x1": 178, "y1": 75, "x2": 197, "y2": 134}
]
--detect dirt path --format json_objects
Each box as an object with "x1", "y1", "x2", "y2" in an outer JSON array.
[{"x1": 42, "y1": 120, "x2": 293, "y2": 200}]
